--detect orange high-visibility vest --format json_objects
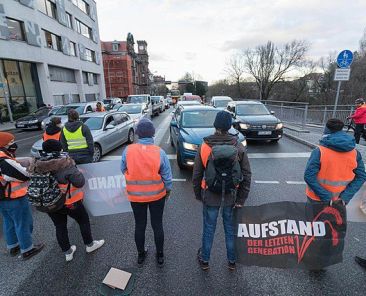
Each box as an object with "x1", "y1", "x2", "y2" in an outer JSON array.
[
  {"x1": 125, "y1": 144, "x2": 166, "y2": 202},
  {"x1": 58, "y1": 183, "x2": 84, "y2": 206},
  {"x1": 43, "y1": 131, "x2": 61, "y2": 141},
  {"x1": 0, "y1": 151, "x2": 28, "y2": 199},
  {"x1": 200, "y1": 142, "x2": 212, "y2": 190},
  {"x1": 306, "y1": 146, "x2": 357, "y2": 201}
]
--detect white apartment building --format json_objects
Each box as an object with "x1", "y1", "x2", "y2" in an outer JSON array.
[{"x1": 0, "y1": 0, "x2": 106, "y2": 119}]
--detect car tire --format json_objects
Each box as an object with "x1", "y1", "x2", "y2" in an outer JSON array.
[
  {"x1": 127, "y1": 129, "x2": 134, "y2": 144},
  {"x1": 177, "y1": 149, "x2": 185, "y2": 170},
  {"x1": 271, "y1": 139, "x2": 280, "y2": 143},
  {"x1": 93, "y1": 144, "x2": 102, "y2": 162}
]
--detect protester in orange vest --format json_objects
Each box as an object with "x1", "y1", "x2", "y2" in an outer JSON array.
[
  {"x1": 349, "y1": 98, "x2": 366, "y2": 144},
  {"x1": 305, "y1": 118, "x2": 366, "y2": 205},
  {"x1": 121, "y1": 118, "x2": 172, "y2": 267},
  {"x1": 96, "y1": 102, "x2": 105, "y2": 112},
  {"x1": 43, "y1": 117, "x2": 62, "y2": 142},
  {"x1": 29, "y1": 139, "x2": 105, "y2": 262},
  {"x1": 192, "y1": 111, "x2": 251, "y2": 271},
  {"x1": 0, "y1": 132, "x2": 44, "y2": 260}
]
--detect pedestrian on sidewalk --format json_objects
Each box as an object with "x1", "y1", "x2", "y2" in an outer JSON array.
[
  {"x1": 43, "y1": 117, "x2": 62, "y2": 142},
  {"x1": 0, "y1": 132, "x2": 44, "y2": 260},
  {"x1": 29, "y1": 140, "x2": 104, "y2": 262},
  {"x1": 60, "y1": 109, "x2": 94, "y2": 164},
  {"x1": 121, "y1": 118, "x2": 172, "y2": 267},
  {"x1": 192, "y1": 111, "x2": 251, "y2": 271},
  {"x1": 348, "y1": 98, "x2": 366, "y2": 144}
]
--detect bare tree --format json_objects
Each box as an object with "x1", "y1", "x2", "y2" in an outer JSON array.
[
  {"x1": 244, "y1": 40, "x2": 309, "y2": 100},
  {"x1": 225, "y1": 53, "x2": 246, "y2": 98},
  {"x1": 360, "y1": 28, "x2": 366, "y2": 56}
]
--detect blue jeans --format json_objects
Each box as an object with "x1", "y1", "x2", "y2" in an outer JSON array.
[
  {"x1": 0, "y1": 197, "x2": 34, "y2": 253},
  {"x1": 201, "y1": 205, "x2": 236, "y2": 262}
]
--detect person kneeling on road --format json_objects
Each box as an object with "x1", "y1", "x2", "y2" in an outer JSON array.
[
  {"x1": 193, "y1": 111, "x2": 252, "y2": 271},
  {"x1": 121, "y1": 118, "x2": 172, "y2": 267},
  {"x1": 0, "y1": 132, "x2": 44, "y2": 260},
  {"x1": 29, "y1": 140, "x2": 104, "y2": 262}
]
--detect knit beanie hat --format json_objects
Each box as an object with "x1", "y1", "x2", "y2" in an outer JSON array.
[
  {"x1": 42, "y1": 139, "x2": 62, "y2": 153},
  {"x1": 214, "y1": 111, "x2": 233, "y2": 131},
  {"x1": 325, "y1": 118, "x2": 344, "y2": 133},
  {"x1": 0, "y1": 132, "x2": 15, "y2": 147},
  {"x1": 136, "y1": 118, "x2": 155, "y2": 138}
]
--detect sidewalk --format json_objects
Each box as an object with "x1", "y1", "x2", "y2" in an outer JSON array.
[{"x1": 0, "y1": 121, "x2": 15, "y2": 131}]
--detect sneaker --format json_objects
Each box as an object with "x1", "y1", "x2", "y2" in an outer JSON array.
[
  {"x1": 65, "y1": 245, "x2": 76, "y2": 262},
  {"x1": 156, "y1": 252, "x2": 164, "y2": 267},
  {"x1": 22, "y1": 243, "x2": 44, "y2": 260},
  {"x1": 197, "y1": 248, "x2": 209, "y2": 271},
  {"x1": 355, "y1": 256, "x2": 366, "y2": 269},
  {"x1": 138, "y1": 249, "x2": 148, "y2": 267},
  {"x1": 228, "y1": 261, "x2": 236, "y2": 271},
  {"x1": 86, "y1": 240, "x2": 105, "y2": 253},
  {"x1": 9, "y1": 246, "x2": 20, "y2": 257}
]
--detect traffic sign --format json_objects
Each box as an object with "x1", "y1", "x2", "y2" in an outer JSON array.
[
  {"x1": 334, "y1": 68, "x2": 351, "y2": 81},
  {"x1": 337, "y1": 50, "x2": 353, "y2": 68}
]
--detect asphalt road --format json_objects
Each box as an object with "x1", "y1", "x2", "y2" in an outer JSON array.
[{"x1": 1, "y1": 110, "x2": 366, "y2": 296}]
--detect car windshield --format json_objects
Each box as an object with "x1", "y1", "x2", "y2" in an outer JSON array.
[
  {"x1": 215, "y1": 100, "x2": 231, "y2": 107},
  {"x1": 113, "y1": 103, "x2": 123, "y2": 110},
  {"x1": 118, "y1": 105, "x2": 142, "y2": 114},
  {"x1": 32, "y1": 108, "x2": 50, "y2": 116},
  {"x1": 80, "y1": 117, "x2": 103, "y2": 130},
  {"x1": 55, "y1": 105, "x2": 84, "y2": 115},
  {"x1": 103, "y1": 99, "x2": 112, "y2": 104},
  {"x1": 127, "y1": 96, "x2": 148, "y2": 104},
  {"x1": 236, "y1": 104, "x2": 270, "y2": 116},
  {"x1": 181, "y1": 110, "x2": 219, "y2": 128}
]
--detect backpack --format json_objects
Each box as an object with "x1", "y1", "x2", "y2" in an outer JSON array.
[
  {"x1": 27, "y1": 171, "x2": 70, "y2": 213},
  {"x1": 203, "y1": 144, "x2": 243, "y2": 201}
]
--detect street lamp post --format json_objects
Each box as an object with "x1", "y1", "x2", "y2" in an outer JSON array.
[{"x1": 107, "y1": 60, "x2": 112, "y2": 97}]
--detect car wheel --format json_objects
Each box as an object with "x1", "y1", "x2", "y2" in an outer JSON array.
[
  {"x1": 271, "y1": 139, "x2": 280, "y2": 143},
  {"x1": 127, "y1": 129, "x2": 134, "y2": 144},
  {"x1": 93, "y1": 144, "x2": 102, "y2": 162},
  {"x1": 177, "y1": 149, "x2": 185, "y2": 170}
]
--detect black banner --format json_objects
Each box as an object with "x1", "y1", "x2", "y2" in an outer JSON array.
[{"x1": 235, "y1": 201, "x2": 346, "y2": 269}]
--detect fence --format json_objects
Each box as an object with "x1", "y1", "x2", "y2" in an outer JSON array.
[{"x1": 262, "y1": 100, "x2": 355, "y2": 127}]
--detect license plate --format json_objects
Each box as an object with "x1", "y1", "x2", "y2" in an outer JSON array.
[
  {"x1": 258, "y1": 131, "x2": 272, "y2": 135},
  {"x1": 17, "y1": 124, "x2": 25, "y2": 127}
]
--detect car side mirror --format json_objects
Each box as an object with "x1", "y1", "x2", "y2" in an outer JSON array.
[
  {"x1": 270, "y1": 111, "x2": 275, "y2": 115},
  {"x1": 171, "y1": 120, "x2": 178, "y2": 127},
  {"x1": 105, "y1": 124, "x2": 115, "y2": 130}
]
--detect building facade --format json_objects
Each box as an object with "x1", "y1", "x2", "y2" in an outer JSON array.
[
  {"x1": 102, "y1": 33, "x2": 150, "y2": 99},
  {"x1": 0, "y1": 0, "x2": 105, "y2": 120}
]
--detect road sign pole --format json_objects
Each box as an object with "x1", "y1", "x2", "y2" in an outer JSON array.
[{"x1": 333, "y1": 81, "x2": 342, "y2": 117}]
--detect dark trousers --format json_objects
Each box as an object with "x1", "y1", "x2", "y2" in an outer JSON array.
[
  {"x1": 69, "y1": 152, "x2": 93, "y2": 164},
  {"x1": 130, "y1": 198, "x2": 165, "y2": 254},
  {"x1": 354, "y1": 124, "x2": 366, "y2": 144},
  {"x1": 48, "y1": 202, "x2": 93, "y2": 252}
]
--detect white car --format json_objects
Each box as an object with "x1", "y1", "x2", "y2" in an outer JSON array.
[
  {"x1": 117, "y1": 104, "x2": 148, "y2": 125},
  {"x1": 211, "y1": 96, "x2": 233, "y2": 110}
]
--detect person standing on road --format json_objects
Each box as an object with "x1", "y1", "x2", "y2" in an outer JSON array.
[
  {"x1": 43, "y1": 117, "x2": 62, "y2": 142},
  {"x1": 121, "y1": 118, "x2": 172, "y2": 267},
  {"x1": 29, "y1": 140, "x2": 104, "y2": 262},
  {"x1": 193, "y1": 111, "x2": 252, "y2": 271},
  {"x1": 0, "y1": 132, "x2": 44, "y2": 260},
  {"x1": 60, "y1": 109, "x2": 94, "y2": 164},
  {"x1": 348, "y1": 98, "x2": 366, "y2": 144}
]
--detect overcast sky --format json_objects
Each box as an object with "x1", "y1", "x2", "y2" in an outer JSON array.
[{"x1": 97, "y1": 0, "x2": 366, "y2": 84}]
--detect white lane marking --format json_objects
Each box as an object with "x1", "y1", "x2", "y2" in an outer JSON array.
[
  {"x1": 255, "y1": 181, "x2": 280, "y2": 184},
  {"x1": 249, "y1": 152, "x2": 311, "y2": 159},
  {"x1": 154, "y1": 115, "x2": 172, "y2": 146},
  {"x1": 166, "y1": 135, "x2": 171, "y2": 145},
  {"x1": 354, "y1": 237, "x2": 360, "y2": 242},
  {"x1": 286, "y1": 181, "x2": 306, "y2": 185},
  {"x1": 16, "y1": 134, "x2": 42, "y2": 143},
  {"x1": 172, "y1": 178, "x2": 186, "y2": 182}
]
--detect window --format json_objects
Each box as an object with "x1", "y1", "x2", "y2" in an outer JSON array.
[
  {"x1": 112, "y1": 43, "x2": 119, "y2": 51},
  {"x1": 69, "y1": 41, "x2": 76, "y2": 56},
  {"x1": 75, "y1": 19, "x2": 92, "y2": 39},
  {"x1": 66, "y1": 13, "x2": 73, "y2": 29},
  {"x1": 6, "y1": 18, "x2": 25, "y2": 41},
  {"x1": 38, "y1": 0, "x2": 57, "y2": 19},
  {"x1": 48, "y1": 65, "x2": 76, "y2": 83},
  {"x1": 82, "y1": 72, "x2": 88, "y2": 84},
  {"x1": 72, "y1": 0, "x2": 90, "y2": 15},
  {"x1": 93, "y1": 74, "x2": 98, "y2": 85},
  {"x1": 85, "y1": 94, "x2": 96, "y2": 102},
  {"x1": 43, "y1": 30, "x2": 61, "y2": 51},
  {"x1": 85, "y1": 48, "x2": 96, "y2": 62}
]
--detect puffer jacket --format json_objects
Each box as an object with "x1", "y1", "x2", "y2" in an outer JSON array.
[
  {"x1": 192, "y1": 132, "x2": 251, "y2": 206},
  {"x1": 351, "y1": 105, "x2": 366, "y2": 124}
]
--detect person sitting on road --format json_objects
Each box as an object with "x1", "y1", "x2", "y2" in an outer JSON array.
[
  {"x1": 96, "y1": 102, "x2": 105, "y2": 112},
  {"x1": 29, "y1": 139, "x2": 105, "y2": 262},
  {"x1": 60, "y1": 109, "x2": 94, "y2": 164},
  {"x1": 121, "y1": 118, "x2": 172, "y2": 267},
  {"x1": 0, "y1": 132, "x2": 44, "y2": 260},
  {"x1": 43, "y1": 117, "x2": 62, "y2": 142},
  {"x1": 192, "y1": 111, "x2": 252, "y2": 271},
  {"x1": 348, "y1": 98, "x2": 366, "y2": 144}
]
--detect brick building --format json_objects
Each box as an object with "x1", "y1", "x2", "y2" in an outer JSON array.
[{"x1": 101, "y1": 33, "x2": 150, "y2": 98}]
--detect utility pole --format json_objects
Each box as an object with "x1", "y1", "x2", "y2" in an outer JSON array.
[{"x1": 332, "y1": 81, "x2": 342, "y2": 117}]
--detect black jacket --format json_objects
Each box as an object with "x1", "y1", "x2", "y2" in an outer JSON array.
[
  {"x1": 45, "y1": 124, "x2": 61, "y2": 136},
  {"x1": 60, "y1": 121, "x2": 94, "y2": 156},
  {"x1": 192, "y1": 132, "x2": 251, "y2": 206}
]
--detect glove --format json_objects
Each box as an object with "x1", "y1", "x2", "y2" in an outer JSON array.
[{"x1": 234, "y1": 203, "x2": 243, "y2": 208}]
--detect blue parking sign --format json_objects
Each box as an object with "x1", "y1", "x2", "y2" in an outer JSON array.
[{"x1": 337, "y1": 50, "x2": 353, "y2": 68}]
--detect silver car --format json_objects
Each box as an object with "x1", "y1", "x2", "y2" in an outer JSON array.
[
  {"x1": 31, "y1": 111, "x2": 135, "y2": 162},
  {"x1": 117, "y1": 104, "x2": 147, "y2": 125}
]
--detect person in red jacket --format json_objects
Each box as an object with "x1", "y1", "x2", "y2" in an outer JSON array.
[{"x1": 349, "y1": 98, "x2": 366, "y2": 144}]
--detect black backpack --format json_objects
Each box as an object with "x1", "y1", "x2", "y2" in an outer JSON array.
[
  {"x1": 27, "y1": 171, "x2": 70, "y2": 213},
  {"x1": 203, "y1": 144, "x2": 243, "y2": 199}
]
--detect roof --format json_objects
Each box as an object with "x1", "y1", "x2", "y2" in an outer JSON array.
[
  {"x1": 80, "y1": 111, "x2": 127, "y2": 118},
  {"x1": 101, "y1": 41, "x2": 127, "y2": 52},
  {"x1": 179, "y1": 105, "x2": 217, "y2": 112},
  {"x1": 231, "y1": 100, "x2": 262, "y2": 105},
  {"x1": 212, "y1": 96, "x2": 232, "y2": 100}
]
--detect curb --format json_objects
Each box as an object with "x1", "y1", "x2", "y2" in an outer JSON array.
[{"x1": 283, "y1": 132, "x2": 317, "y2": 149}]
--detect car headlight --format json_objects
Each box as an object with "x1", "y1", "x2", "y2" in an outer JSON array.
[
  {"x1": 41, "y1": 121, "x2": 46, "y2": 128},
  {"x1": 183, "y1": 142, "x2": 199, "y2": 151},
  {"x1": 276, "y1": 123, "x2": 283, "y2": 130},
  {"x1": 241, "y1": 139, "x2": 247, "y2": 147},
  {"x1": 29, "y1": 120, "x2": 39, "y2": 124},
  {"x1": 239, "y1": 123, "x2": 250, "y2": 130}
]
